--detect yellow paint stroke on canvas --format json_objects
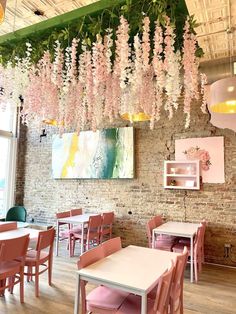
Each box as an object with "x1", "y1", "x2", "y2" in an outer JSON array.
[{"x1": 61, "y1": 133, "x2": 79, "y2": 178}]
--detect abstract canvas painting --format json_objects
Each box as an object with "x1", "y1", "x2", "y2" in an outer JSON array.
[
  {"x1": 175, "y1": 136, "x2": 224, "y2": 183},
  {"x1": 52, "y1": 127, "x2": 134, "y2": 179}
]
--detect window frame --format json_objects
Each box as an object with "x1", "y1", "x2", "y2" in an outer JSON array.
[{"x1": 0, "y1": 106, "x2": 18, "y2": 217}]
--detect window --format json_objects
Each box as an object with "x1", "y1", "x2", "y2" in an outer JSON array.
[{"x1": 0, "y1": 103, "x2": 17, "y2": 217}]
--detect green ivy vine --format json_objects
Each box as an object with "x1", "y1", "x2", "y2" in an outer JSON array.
[{"x1": 0, "y1": 0, "x2": 203, "y2": 65}]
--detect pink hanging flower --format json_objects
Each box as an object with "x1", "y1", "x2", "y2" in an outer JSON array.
[
  {"x1": 163, "y1": 17, "x2": 181, "y2": 120},
  {"x1": 104, "y1": 29, "x2": 114, "y2": 121},
  {"x1": 183, "y1": 20, "x2": 199, "y2": 128},
  {"x1": 92, "y1": 35, "x2": 106, "y2": 131},
  {"x1": 115, "y1": 15, "x2": 131, "y2": 89},
  {"x1": 200, "y1": 73, "x2": 208, "y2": 113},
  {"x1": 152, "y1": 22, "x2": 165, "y2": 128}
]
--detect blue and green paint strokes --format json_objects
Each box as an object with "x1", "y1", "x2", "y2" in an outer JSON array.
[{"x1": 52, "y1": 127, "x2": 134, "y2": 179}]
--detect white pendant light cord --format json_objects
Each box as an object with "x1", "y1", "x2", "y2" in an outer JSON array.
[{"x1": 227, "y1": 0, "x2": 234, "y2": 77}]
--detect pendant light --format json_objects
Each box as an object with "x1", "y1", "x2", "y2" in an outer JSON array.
[
  {"x1": 121, "y1": 112, "x2": 150, "y2": 122},
  {"x1": 0, "y1": 0, "x2": 6, "y2": 24},
  {"x1": 209, "y1": 2, "x2": 236, "y2": 114},
  {"x1": 210, "y1": 76, "x2": 236, "y2": 114}
]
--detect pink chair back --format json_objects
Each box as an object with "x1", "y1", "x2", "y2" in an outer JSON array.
[
  {"x1": 0, "y1": 222, "x2": 17, "y2": 232},
  {"x1": 36, "y1": 228, "x2": 55, "y2": 255},
  {"x1": 87, "y1": 215, "x2": 102, "y2": 241},
  {"x1": 0, "y1": 234, "x2": 29, "y2": 263},
  {"x1": 146, "y1": 218, "x2": 156, "y2": 248},
  {"x1": 70, "y1": 208, "x2": 82, "y2": 216},
  {"x1": 153, "y1": 260, "x2": 175, "y2": 314},
  {"x1": 77, "y1": 245, "x2": 104, "y2": 269},
  {"x1": 170, "y1": 246, "x2": 188, "y2": 314},
  {"x1": 77, "y1": 245, "x2": 104, "y2": 314},
  {"x1": 154, "y1": 215, "x2": 163, "y2": 227},
  {"x1": 56, "y1": 210, "x2": 70, "y2": 227},
  {"x1": 100, "y1": 212, "x2": 114, "y2": 242},
  {"x1": 102, "y1": 237, "x2": 122, "y2": 257}
]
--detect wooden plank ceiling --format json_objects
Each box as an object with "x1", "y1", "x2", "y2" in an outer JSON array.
[
  {"x1": 1, "y1": 0, "x2": 236, "y2": 62},
  {"x1": 0, "y1": 0, "x2": 98, "y2": 35}
]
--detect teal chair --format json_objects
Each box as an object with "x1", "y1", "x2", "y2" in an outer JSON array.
[{"x1": 6, "y1": 206, "x2": 27, "y2": 222}]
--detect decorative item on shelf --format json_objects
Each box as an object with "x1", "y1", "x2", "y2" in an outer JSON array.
[
  {"x1": 170, "y1": 167, "x2": 176, "y2": 174},
  {"x1": 170, "y1": 179, "x2": 177, "y2": 186},
  {"x1": 0, "y1": 0, "x2": 6, "y2": 24}
]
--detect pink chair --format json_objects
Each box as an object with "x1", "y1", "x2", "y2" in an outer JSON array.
[
  {"x1": 70, "y1": 208, "x2": 82, "y2": 216},
  {"x1": 70, "y1": 214, "x2": 102, "y2": 256},
  {"x1": 169, "y1": 246, "x2": 188, "y2": 314},
  {"x1": 116, "y1": 261, "x2": 175, "y2": 314},
  {"x1": 101, "y1": 237, "x2": 122, "y2": 257},
  {"x1": 178, "y1": 220, "x2": 207, "y2": 263},
  {"x1": 0, "y1": 222, "x2": 17, "y2": 232},
  {"x1": 153, "y1": 215, "x2": 163, "y2": 227},
  {"x1": 69, "y1": 208, "x2": 83, "y2": 233},
  {"x1": 0, "y1": 234, "x2": 29, "y2": 302},
  {"x1": 100, "y1": 212, "x2": 114, "y2": 243},
  {"x1": 172, "y1": 226, "x2": 203, "y2": 282},
  {"x1": 56, "y1": 210, "x2": 71, "y2": 241},
  {"x1": 146, "y1": 218, "x2": 176, "y2": 251},
  {"x1": 24, "y1": 228, "x2": 55, "y2": 297},
  {"x1": 77, "y1": 245, "x2": 129, "y2": 314}
]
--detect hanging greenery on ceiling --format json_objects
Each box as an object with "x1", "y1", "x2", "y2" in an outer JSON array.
[
  {"x1": 0, "y1": 0, "x2": 207, "y2": 133},
  {"x1": 0, "y1": 0, "x2": 202, "y2": 64}
]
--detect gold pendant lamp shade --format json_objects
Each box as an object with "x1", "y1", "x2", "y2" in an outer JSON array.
[
  {"x1": 42, "y1": 119, "x2": 64, "y2": 127},
  {"x1": 210, "y1": 77, "x2": 236, "y2": 114},
  {"x1": 121, "y1": 112, "x2": 150, "y2": 122},
  {"x1": 0, "y1": 0, "x2": 6, "y2": 24}
]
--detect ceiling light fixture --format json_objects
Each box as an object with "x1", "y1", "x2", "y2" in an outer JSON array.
[
  {"x1": 0, "y1": 0, "x2": 6, "y2": 24},
  {"x1": 209, "y1": 1, "x2": 236, "y2": 114}
]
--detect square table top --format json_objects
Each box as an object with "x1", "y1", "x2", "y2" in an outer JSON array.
[
  {"x1": 0, "y1": 227, "x2": 39, "y2": 241},
  {"x1": 153, "y1": 221, "x2": 200, "y2": 237},
  {"x1": 78, "y1": 245, "x2": 179, "y2": 293},
  {"x1": 57, "y1": 213, "x2": 97, "y2": 224}
]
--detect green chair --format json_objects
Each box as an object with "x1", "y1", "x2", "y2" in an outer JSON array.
[{"x1": 6, "y1": 206, "x2": 27, "y2": 222}]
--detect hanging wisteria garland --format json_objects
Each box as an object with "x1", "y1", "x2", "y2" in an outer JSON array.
[{"x1": 0, "y1": 16, "x2": 208, "y2": 133}]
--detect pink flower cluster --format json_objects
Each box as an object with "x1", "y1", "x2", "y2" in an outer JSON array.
[
  {"x1": 183, "y1": 21, "x2": 199, "y2": 128},
  {"x1": 184, "y1": 146, "x2": 211, "y2": 171},
  {"x1": 0, "y1": 16, "x2": 206, "y2": 133}
]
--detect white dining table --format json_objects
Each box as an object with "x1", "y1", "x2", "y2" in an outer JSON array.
[
  {"x1": 74, "y1": 245, "x2": 179, "y2": 314},
  {"x1": 56, "y1": 213, "x2": 97, "y2": 256},
  {"x1": 152, "y1": 221, "x2": 200, "y2": 283},
  {"x1": 0, "y1": 227, "x2": 39, "y2": 248}
]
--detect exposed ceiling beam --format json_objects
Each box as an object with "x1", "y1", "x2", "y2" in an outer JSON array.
[{"x1": 0, "y1": 0, "x2": 125, "y2": 45}]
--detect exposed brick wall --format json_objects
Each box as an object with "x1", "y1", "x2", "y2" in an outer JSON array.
[{"x1": 15, "y1": 100, "x2": 236, "y2": 266}]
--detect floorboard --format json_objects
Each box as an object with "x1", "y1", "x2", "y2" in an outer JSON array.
[{"x1": 1, "y1": 243, "x2": 236, "y2": 314}]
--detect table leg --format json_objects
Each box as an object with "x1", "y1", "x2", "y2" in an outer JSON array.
[
  {"x1": 56, "y1": 220, "x2": 59, "y2": 256},
  {"x1": 81, "y1": 222, "x2": 84, "y2": 255},
  {"x1": 152, "y1": 230, "x2": 155, "y2": 248},
  {"x1": 141, "y1": 293, "x2": 147, "y2": 314},
  {"x1": 190, "y1": 235, "x2": 194, "y2": 283},
  {"x1": 74, "y1": 273, "x2": 80, "y2": 314}
]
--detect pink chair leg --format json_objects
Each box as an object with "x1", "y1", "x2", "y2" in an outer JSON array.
[
  {"x1": 48, "y1": 258, "x2": 52, "y2": 286},
  {"x1": 20, "y1": 270, "x2": 24, "y2": 303},
  {"x1": 35, "y1": 265, "x2": 39, "y2": 297}
]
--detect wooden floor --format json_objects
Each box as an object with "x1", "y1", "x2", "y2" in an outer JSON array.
[{"x1": 1, "y1": 244, "x2": 236, "y2": 314}]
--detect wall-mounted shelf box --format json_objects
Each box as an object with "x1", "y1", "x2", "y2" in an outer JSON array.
[{"x1": 164, "y1": 160, "x2": 200, "y2": 190}]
